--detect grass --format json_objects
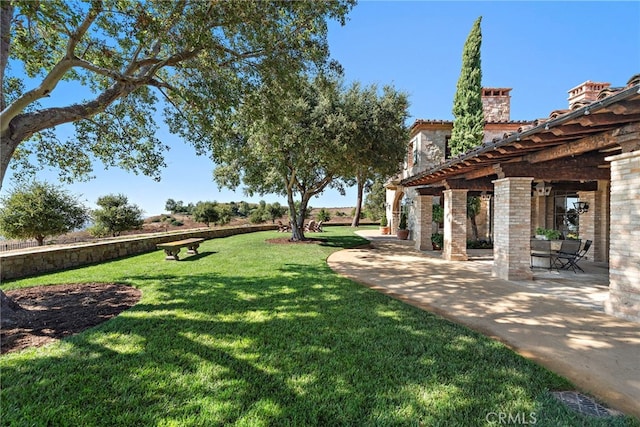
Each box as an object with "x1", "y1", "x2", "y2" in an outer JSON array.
[{"x1": 1, "y1": 227, "x2": 637, "y2": 426}]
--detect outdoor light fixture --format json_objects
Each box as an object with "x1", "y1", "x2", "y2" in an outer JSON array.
[
  {"x1": 544, "y1": 123, "x2": 550, "y2": 131},
  {"x1": 584, "y1": 108, "x2": 590, "y2": 116},
  {"x1": 535, "y1": 182, "x2": 552, "y2": 197},
  {"x1": 574, "y1": 201, "x2": 590, "y2": 215}
]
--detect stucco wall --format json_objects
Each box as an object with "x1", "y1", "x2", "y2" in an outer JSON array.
[{"x1": 0, "y1": 225, "x2": 276, "y2": 281}]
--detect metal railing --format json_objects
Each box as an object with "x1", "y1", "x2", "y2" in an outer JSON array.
[{"x1": 0, "y1": 237, "x2": 87, "y2": 252}]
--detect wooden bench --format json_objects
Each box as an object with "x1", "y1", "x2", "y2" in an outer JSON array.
[{"x1": 157, "y1": 238, "x2": 204, "y2": 261}]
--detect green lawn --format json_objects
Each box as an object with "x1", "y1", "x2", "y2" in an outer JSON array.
[{"x1": 1, "y1": 227, "x2": 637, "y2": 426}]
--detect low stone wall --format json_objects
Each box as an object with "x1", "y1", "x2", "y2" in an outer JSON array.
[{"x1": 0, "y1": 225, "x2": 276, "y2": 281}]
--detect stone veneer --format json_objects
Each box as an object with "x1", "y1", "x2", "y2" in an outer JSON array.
[
  {"x1": 481, "y1": 88, "x2": 511, "y2": 122},
  {"x1": 605, "y1": 150, "x2": 640, "y2": 322},
  {"x1": 443, "y1": 189, "x2": 468, "y2": 261},
  {"x1": 492, "y1": 177, "x2": 533, "y2": 280},
  {"x1": 576, "y1": 190, "x2": 598, "y2": 262},
  {"x1": 0, "y1": 225, "x2": 276, "y2": 281},
  {"x1": 414, "y1": 195, "x2": 434, "y2": 251}
]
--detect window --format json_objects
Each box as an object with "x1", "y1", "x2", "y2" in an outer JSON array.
[
  {"x1": 554, "y1": 193, "x2": 579, "y2": 238},
  {"x1": 407, "y1": 142, "x2": 414, "y2": 168},
  {"x1": 445, "y1": 136, "x2": 452, "y2": 159}
]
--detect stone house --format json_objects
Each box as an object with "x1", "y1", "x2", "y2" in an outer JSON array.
[
  {"x1": 386, "y1": 87, "x2": 530, "y2": 240},
  {"x1": 385, "y1": 75, "x2": 640, "y2": 322}
]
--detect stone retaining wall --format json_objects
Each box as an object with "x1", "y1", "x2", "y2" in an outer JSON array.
[{"x1": 0, "y1": 225, "x2": 276, "y2": 281}]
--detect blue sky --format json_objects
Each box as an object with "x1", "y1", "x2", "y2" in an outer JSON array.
[{"x1": 2, "y1": 1, "x2": 639, "y2": 216}]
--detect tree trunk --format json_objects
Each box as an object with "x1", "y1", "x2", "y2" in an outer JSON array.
[
  {"x1": 0, "y1": 289, "x2": 25, "y2": 328},
  {"x1": 351, "y1": 177, "x2": 365, "y2": 227},
  {"x1": 36, "y1": 235, "x2": 45, "y2": 246},
  {"x1": 470, "y1": 215, "x2": 479, "y2": 241},
  {"x1": 287, "y1": 190, "x2": 306, "y2": 241}
]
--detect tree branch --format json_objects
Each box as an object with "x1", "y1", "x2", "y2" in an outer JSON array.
[
  {"x1": 0, "y1": 1, "x2": 103, "y2": 133},
  {"x1": 5, "y1": 80, "x2": 133, "y2": 145},
  {"x1": 0, "y1": 2, "x2": 14, "y2": 112},
  {"x1": 67, "y1": 0, "x2": 103, "y2": 59}
]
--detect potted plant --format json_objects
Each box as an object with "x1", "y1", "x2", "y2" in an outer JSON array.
[
  {"x1": 397, "y1": 211, "x2": 410, "y2": 240},
  {"x1": 431, "y1": 232, "x2": 444, "y2": 250},
  {"x1": 379, "y1": 216, "x2": 390, "y2": 235},
  {"x1": 535, "y1": 227, "x2": 562, "y2": 240}
]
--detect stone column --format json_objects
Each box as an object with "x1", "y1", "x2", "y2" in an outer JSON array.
[
  {"x1": 492, "y1": 177, "x2": 534, "y2": 280},
  {"x1": 576, "y1": 190, "x2": 596, "y2": 259},
  {"x1": 605, "y1": 150, "x2": 640, "y2": 322},
  {"x1": 531, "y1": 192, "x2": 547, "y2": 234},
  {"x1": 443, "y1": 189, "x2": 468, "y2": 261},
  {"x1": 594, "y1": 180, "x2": 610, "y2": 263},
  {"x1": 391, "y1": 211, "x2": 401, "y2": 234},
  {"x1": 414, "y1": 195, "x2": 433, "y2": 251}
]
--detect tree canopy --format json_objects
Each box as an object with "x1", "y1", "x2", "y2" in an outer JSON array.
[
  {"x1": 209, "y1": 74, "x2": 348, "y2": 240},
  {"x1": 363, "y1": 179, "x2": 387, "y2": 221},
  {"x1": 0, "y1": 181, "x2": 88, "y2": 245},
  {"x1": 449, "y1": 16, "x2": 484, "y2": 157},
  {"x1": 0, "y1": 0, "x2": 354, "y2": 187},
  {"x1": 338, "y1": 82, "x2": 409, "y2": 226}
]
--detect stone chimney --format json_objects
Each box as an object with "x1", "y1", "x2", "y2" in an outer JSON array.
[
  {"x1": 568, "y1": 81, "x2": 610, "y2": 109},
  {"x1": 481, "y1": 88, "x2": 511, "y2": 122}
]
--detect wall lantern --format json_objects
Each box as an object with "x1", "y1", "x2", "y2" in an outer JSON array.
[
  {"x1": 573, "y1": 201, "x2": 590, "y2": 215},
  {"x1": 535, "y1": 182, "x2": 552, "y2": 197}
]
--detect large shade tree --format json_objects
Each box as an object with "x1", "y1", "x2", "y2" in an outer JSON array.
[
  {"x1": 0, "y1": 0, "x2": 354, "y2": 187},
  {"x1": 449, "y1": 16, "x2": 484, "y2": 157},
  {"x1": 339, "y1": 83, "x2": 409, "y2": 226},
  {"x1": 209, "y1": 74, "x2": 347, "y2": 241}
]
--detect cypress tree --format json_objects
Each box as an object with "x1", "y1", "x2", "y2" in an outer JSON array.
[{"x1": 450, "y1": 16, "x2": 484, "y2": 157}]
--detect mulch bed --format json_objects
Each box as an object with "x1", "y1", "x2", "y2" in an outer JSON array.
[{"x1": 1, "y1": 283, "x2": 141, "y2": 355}]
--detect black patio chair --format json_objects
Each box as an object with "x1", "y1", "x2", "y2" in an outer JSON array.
[
  {"x1": 571, "y1": 240, "x2": 592, "y2": 271},
  {"x1": 552, "y1": 239, "x2": 586, "y2": 273}
]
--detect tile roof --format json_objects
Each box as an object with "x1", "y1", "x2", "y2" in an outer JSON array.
[{"x1": 402, "y1": 74, "x2": 640, "y2": 187}]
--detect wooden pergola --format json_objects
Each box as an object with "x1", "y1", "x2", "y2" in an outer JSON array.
[{"x1": 402, "y1": 80, "x2": 640, "y2": 192}]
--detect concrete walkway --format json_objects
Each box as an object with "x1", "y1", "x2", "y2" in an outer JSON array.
[{"x1": 326, "y1": 230, "x2": 640, "y2": 419}]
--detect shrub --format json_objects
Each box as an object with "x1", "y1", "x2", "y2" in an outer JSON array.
[
  {"x1": 432, "y1": 204, "x2": 444, "y2": 224},
  {"x1": 467, "y1": 239, "x2": 493, "y2": 249},
  {"x1": 398, "y1": 212, "x2": 408, "y2": 230},
  {"x1": 316, "y1": 208, "x2": 331, "y2": 222}
]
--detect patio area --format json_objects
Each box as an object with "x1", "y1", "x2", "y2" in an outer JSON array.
[{"x1": 365, "y1": 232, "x2": 611, "y2": 314}]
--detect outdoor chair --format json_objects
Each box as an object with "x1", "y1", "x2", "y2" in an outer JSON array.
[
  {"x1": 552, "y1": 239, "x2": 584, "y2": 273},
  {"x1": 277, "y1": 221, "x2": 290, "y2": 232},
  {"x1": 305, "y1": 220, "x2": 317, "y2": 232},
  {"x1": 557, "y1": 239, "x2": 592, "y2": 273}
]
